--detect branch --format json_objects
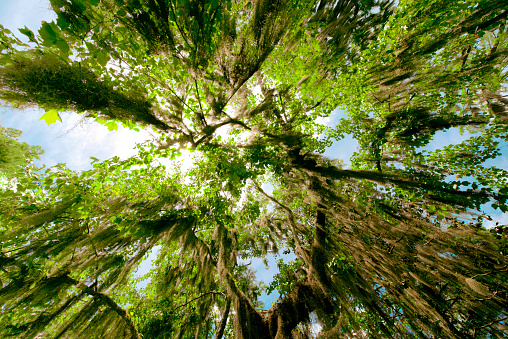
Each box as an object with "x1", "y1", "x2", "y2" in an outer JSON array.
[
  {"x1": 145, "y1": 73, "x2": 200, "y2": 117},
  {"x1": 194, "y1": 119, "x2": 233, "y2": 146},
  {"x1": 477, "y1": 316, "x2": 508, "y2": 330},
  {"x1": 170, "y1": 291, "x2": 226, "y2": 314},
  {"x1": 459, "y1": 45, "x2": 471, "y2": 72},
  {"x1": 167, "y1": 1, "x2": 194, "y2": 55},
  {"x1": 252, "y1": 180, "x2": 309, "y2": 265},
  {"x1": 264, "y1": 278, "x2": 334, "y2": 337},
  {"x1": 471, "y1": 265, "x2": 508, "y2": 279},
  {"x1": 302, "y1": 164, "x2": 498, "y2": 203},
  {"x1": 64, "y1": 276, "x2": 140, "y2": 339},
  {"x1": 309, "y1": 203, "x2": 331, "y2": 289},
  {"x1": 215, "y1": 297, "x2": 231, "y2": 339},
  {"x1": 194, "y1": 78, "x2": 206, "y2": 126}
]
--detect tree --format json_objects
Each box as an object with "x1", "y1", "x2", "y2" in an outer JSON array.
[
  {"x1": 1, "y1": 0, "x2": 508, "y2": 338},
  {"x1": 0, "y1": 125, "x2": 43, "y2": 179}
]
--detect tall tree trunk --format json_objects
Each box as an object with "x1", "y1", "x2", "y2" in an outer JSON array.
[
  {"x1": 204, "y1": 318, "x2": 211, "y2": 339},
  {"x1": 194, "y1": 322, "x2": 201, "y2": 339},
  {"x1": 215, "y1": 298, "x2": 231, "y2": 339},
  {"x1": 217, "y1": 223, "x2": 268, "y2": 338},
  {"x1": 263, "y1": 205, "x2": 335, "y2": 338},
  {"x1": 310, "y1": 204, "x2": 329, "y2": 289}
]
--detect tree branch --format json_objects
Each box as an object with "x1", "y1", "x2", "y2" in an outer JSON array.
[
  {"x1": 64, "y1": 276, "x2": 140, "y2": 339},
  {"x1": 194, "y1": 78, "x2": 207, "y2": 126},
  {"x1": 215, "y1": 297, "x2": 231, "y2": 339},
  {"x1": 471, "y1": 265, "x2": 508, "y2": 279},
  {"x1": 170, "y1": 291, "x2": 226, "y2": 314},
  {"x1": 476, "y1": 316, "x2": 508, "y2": 330},
  {"x1": 252, "y1": 180, "x2": 309, "y2": 265}
]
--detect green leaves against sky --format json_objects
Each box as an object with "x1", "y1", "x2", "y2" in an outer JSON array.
[{"x1": 1, "y1": 1, "x2": 508, "y2": 338}]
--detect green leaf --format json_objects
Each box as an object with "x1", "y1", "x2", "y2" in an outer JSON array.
[
  {"x1": 105, "y1": 121, "x2": 118, "y2": 131},
  {"x1": 39, "y1": 22, "x2": 58, "y2": 46},
  {"x1": 18, "y1": 26, "x2": 37, "y2": 43},
  {"x1": 96, "y1": 50, "x2": 110, "y2": 66},
  {"x1": 39, "y1": 110, "x2": 62, "y2": 125},
  {"x1": 55, "y1": 39, "x2": 70, "y2": 55}
]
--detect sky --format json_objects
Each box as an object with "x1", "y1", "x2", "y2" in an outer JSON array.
[
  {"x1": 1, "y1": 0, "x2": 507, "y2": 312},
  {"x1": 0, "y1": 0, "x2": 154, "y2": 170}
]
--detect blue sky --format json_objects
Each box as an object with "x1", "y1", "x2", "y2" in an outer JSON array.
[
  {"x1": 0, "y1": 0, "x2": 154, "y2": 170},
  {"x1": 1, "y1": 0, "x2": 507, "y2": 310}
]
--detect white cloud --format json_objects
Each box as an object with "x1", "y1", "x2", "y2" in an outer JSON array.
[
  {"x1": 309, "y1": 323, "x2": 323, "y2": 337},
  {"x1": 315, "y1": 116, "x2": 331, "y2": 125},
  {"x1": 1, "y1": 107, "x2": 153, "y2": 171}
]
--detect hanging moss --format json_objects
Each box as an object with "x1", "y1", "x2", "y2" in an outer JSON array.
[{"x1": 0, "y1": 52, "x2": 169, "y2": 130}]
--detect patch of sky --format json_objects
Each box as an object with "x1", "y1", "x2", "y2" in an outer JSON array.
[
  {"x1": 240, "y1": 250, "x2": 297, "y2": 310},
  {"x1": 420, "y1": 127, "x2": 476, "y2": 152},
  {"x1": 307, "y1": 312, "x2": 323, "y2": 338},
  {"x1": 133, "y1": 245, "x2": 162, "y2": 290},
  {"x1": 0, "y1": 106, "x2": 152, "y2": 171},
  {"x1": 420, "y1": 127, "x2": 508, "y2": 228},
  {"x1": 0, "y1": 0, "x2": 56, "y2": 44},
  {"x1": 319, "y1": 107, "x2": 359, "y2": 168},
  {"x1": 438, "y1": 251, "x2": 458, "y2": 259}
]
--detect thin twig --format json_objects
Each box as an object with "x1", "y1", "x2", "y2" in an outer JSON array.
[
  {"x1": 476, "y1": 316, "x2": 508, "y2": 330},
  {"x1": 170, "y1": 291, "x2": 226, "y2": 314},
  {"x1": 252, "y1": 180, "x2": 309, "y2": 265},
  {"x1": 471, "y1": 265, "x2": 508, "y2": 279}
]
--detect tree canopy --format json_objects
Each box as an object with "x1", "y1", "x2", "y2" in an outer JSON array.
[
  {"x1": 1, "y1": 0, "x2": 508, "y2": 338},
  {"x1": 0, "y1": 124, "x2": 43, "y2": 179}
]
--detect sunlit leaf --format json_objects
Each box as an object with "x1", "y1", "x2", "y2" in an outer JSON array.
[{"x1": 39, "y1": 110, "x2": 62, "y2": 125}]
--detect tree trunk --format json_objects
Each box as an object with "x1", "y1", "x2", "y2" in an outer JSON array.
[
  {"x1": 215, "y1": 298, "x2": 231, "y2": 339},
  {"x1": 194, "y1": 322, "x2": 201, "y2": 339}
]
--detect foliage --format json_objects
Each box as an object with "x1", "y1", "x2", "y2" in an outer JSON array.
[
  {"x1": 1, "y1": 0, "x2": 508, "y2": 338},
  {"x1": 0, "y1": 124, "x2": 43, "y2": 178},
  {"x1": 266, "y1": 259, "x2": 305, "y2": 298}
]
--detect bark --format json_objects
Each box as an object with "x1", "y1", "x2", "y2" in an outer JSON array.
[
  {"x1": 261, "y1": 204, "x2": 334, "y2": 338},
  {"x1": 294, "y1": 153, "x2": 496, "y2": 203},
  {"x1": 218, "y1": 221, "x2": 268, "y2": 338},
  {"x1": 194, "y1": 322, "x2": 201, "y2": 339},
  {"x1": 310, "y1": 204, "x2": 330, "y2": 289},
  {"x1": 215, "y1": 297, "x2": 231, "y2": 339},
  {"x1": 220, "y1": 179, "x2": 337, "y2": 337},
  {"x1": 63, "y1": 275, "x2": 141, "y2": 339},
  {"x1": 264, "y1": 279, "x2": 333, "y2": 338},
  {"x1": 204, "y1": 318, "x2": 211, "y2": 339}
]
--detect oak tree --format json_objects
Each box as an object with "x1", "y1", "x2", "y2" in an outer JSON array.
[{"x1": 1, "y1": 0, "x2": 508, "y2": 338}]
